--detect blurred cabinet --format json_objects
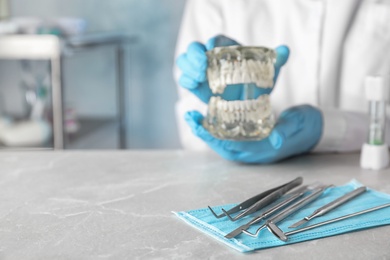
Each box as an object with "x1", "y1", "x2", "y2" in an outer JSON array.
[{"x1": 0, "y1": 33, "x2": 136, "y2": 149}]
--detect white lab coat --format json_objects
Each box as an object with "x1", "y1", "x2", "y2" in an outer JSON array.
[{"x1": 174, "y1": 0, "x2": 390, "y2": 152}]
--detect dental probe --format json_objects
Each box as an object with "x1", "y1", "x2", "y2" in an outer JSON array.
[
  {"x1": 242, "y1": 185, "x2": 329, "y2": 238},
  {"x1": 224, "y1": 185, "x2": 308, "y2": 239},
  {"x1": 269, "y1": 202, "x2": 390, "y2": 242},
  {"x1": 289, "y1": 186, "x2": 367, "y2": 228}
]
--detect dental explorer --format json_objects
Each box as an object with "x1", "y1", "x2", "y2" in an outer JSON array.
[
  {"x1": 289, "y1": 186, "x2": 367, "y2": 228},
  {"x1": 269, "y1": 202, "x2": 390, "y2": 242}
]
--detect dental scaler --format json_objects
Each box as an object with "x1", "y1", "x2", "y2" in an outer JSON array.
[{"x1": 360, "y1": 75, "x2": 389, "y2": 170}]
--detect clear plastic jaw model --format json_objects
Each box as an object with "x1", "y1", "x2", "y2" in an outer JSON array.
[{"x1": 203, "y1": 46, "x2": 277, "y2": 140}]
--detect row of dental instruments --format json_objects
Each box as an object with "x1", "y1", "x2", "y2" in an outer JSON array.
[
  {"x1": 273, "y1": 202, "x2": 390, "y2": 242},
  {"x1": 208, "y1": 177, "x2": 303, "y2": 221},
  {"x1": 289, "y1": 186, "x2": 367, "y2": 228},
  {"x1": 224, "y1": 185, "x2": 309, "y2": 238},
  {"x1": 208, "y1": 177, "x2": 379, "y2": 242},
  {"x1": 242, "y1": 185, "x2": 329, "y2": 237}
]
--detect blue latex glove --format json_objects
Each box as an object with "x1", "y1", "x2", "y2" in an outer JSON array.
[
  {"x1": 185, "y1": 105, "x2": 323, "y2": 163},
  {"x1": 176, "y1": 35, "x2": 290, "y2": 103}
]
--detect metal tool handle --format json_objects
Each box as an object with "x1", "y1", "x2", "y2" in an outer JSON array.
[
  {"x1": 270, "y1": 186, "x2": 327, "y2": 224},
  {"x1": 243, "y1": 177, "x2": 303, "y2": 216},
  {"x1": 309, "y1": 186, "x2": 367, "y2": 219},
  {"x1": 285, "y1": 202, "x2": 390, "y2": 238},
  {"x1": 224, "y1": 186, "x2": 308, "y2": 239},
  {"x1": 261, "y1": 186, "x2": 308, "y2": 219},
  {"x1": 229, "y1": 177, "x2": 303, "y2": 221},
  {"x1": 219, "y1": 176, "x2": 303, "y2": 219}
]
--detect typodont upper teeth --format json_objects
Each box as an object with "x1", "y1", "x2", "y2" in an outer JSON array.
[
  {"x1": 208, "y1": 95, "x2": 271, "y2": 124},
  {"x1": 207, "y1": 59, "x2": 275, "y2": 94}
]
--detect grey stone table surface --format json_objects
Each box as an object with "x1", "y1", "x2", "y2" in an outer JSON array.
[{"x1": 0, "y1": 150, "x2": 390, "y2": 259}]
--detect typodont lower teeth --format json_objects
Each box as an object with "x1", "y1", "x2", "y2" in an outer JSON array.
[
  {"x1": 208, "y1": 95, "x2": 272, "y2": 124},
  {"x1": 207, "y1": 59, "x2": 275, "y2": 94}
]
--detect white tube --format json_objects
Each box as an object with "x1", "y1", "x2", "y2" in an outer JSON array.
[{"x1": 360, "y1": 75, "x2": 389, "y2": 170}]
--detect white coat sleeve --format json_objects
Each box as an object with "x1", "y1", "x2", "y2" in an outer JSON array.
[
  {"x1": 315, "y1": 0, "x2": 390, "y2": 153},
  {"x1": 315, "y1": 108, "x2": 390, "y2": 153},
  {"x1": 174, "y1": 0, "x2": 224, "y2": 150},
  {"x1": 313, "y1": 109, "x2": 368, "y2": 152}
]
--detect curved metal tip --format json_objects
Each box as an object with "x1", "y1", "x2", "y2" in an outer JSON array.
[
  {"x1": 221, "y1": 208, "x2": 237, "y2": 221},
  {"x1": 241, "y1": 229, "x2": 259, "y2": 238},
  {"x1": 208, "y1": 206, "x2": 225, "y2": 219},
  {"x1": 242, "y1": 224, "x2": 266, "y2": 238}
]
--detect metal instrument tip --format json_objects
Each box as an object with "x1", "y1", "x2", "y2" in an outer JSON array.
[{"x1": 288, "y1": 218, "x2": 308, "y2": 229}]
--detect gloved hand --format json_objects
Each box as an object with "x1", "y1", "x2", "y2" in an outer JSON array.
[
  {"x1": 176, "y1": 35, "x2": 290, "y2": 103},
  {"x1": 185, "y1": 105, "x2": 323, "y2": 164}
]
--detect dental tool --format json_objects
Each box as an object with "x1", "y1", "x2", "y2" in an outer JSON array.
[
  {"x1": 242, "y1": 185, "x2": 329, "y2": 238},
  {"x1": 208, "y1": 177, "x2": 303, "y2": 221},
  {"x1": 224, "y1": 185, "x2": 309, "y2": 239},
  {"x1": 289, "y1": 186, "x2": 367, "y2": 228},
  {"x1": 270, "y1": 202, "x2": 390, "y2": 242},
  {"x1": 360, "y1": 75, "x2": 390, "y2": 170}
]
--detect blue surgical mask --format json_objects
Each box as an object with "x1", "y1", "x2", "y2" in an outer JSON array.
[{"x1": 173, "y1": 180, "x2": 390, "y2": 253}]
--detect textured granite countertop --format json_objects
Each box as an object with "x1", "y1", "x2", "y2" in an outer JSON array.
[{"x1": 0, "y1": 151, "x2": 389, "y2": 259}]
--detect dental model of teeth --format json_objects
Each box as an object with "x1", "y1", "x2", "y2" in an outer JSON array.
[
  {"x1": 204, "y1": 46, "x2": 277, "y2": 140},
  {"x1": 208, "y1": 59, "x2": 275, "y2": 94},
  {"x1": 204, "y1": 95, "x2": 274, "y2": 140}
]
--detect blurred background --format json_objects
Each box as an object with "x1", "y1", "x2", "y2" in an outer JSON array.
[{"x1": 0, "y1": 0, "x2": 186, "y2": 150}]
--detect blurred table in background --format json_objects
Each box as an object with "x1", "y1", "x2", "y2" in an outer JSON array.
[{"x1": 0, "y1": 33, "x2": 137, "y2": 149}]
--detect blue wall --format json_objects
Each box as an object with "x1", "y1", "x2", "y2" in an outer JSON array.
[{"x1": 1, "y1": 0, "x2": 186, "y2": 148}]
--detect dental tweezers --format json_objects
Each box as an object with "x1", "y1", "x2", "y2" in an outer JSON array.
[{"x1": 208, "y1": 177, "x2": 303, "y2": 221}]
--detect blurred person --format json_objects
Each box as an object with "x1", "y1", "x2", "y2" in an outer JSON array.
[{"x1": 174, "y1": 0, "x2": 390, "y2": 163}]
